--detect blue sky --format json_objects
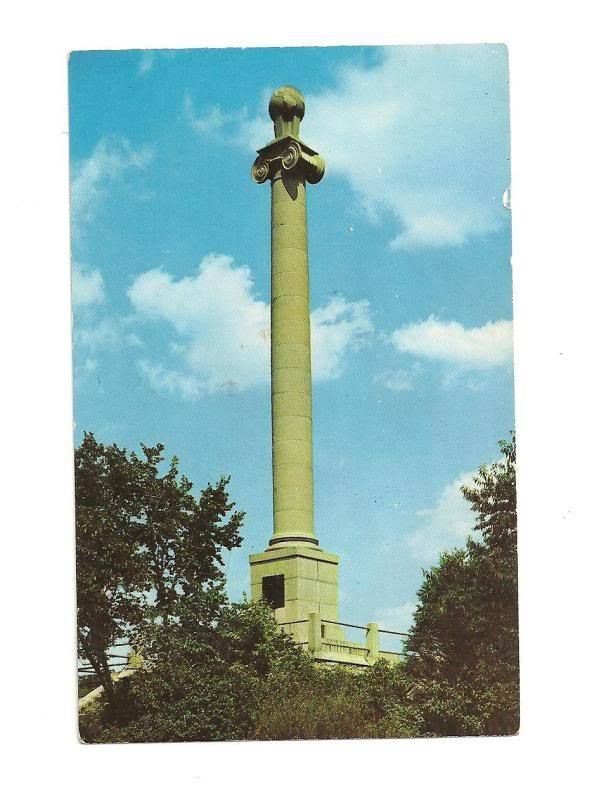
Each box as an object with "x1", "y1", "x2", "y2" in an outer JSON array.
[{"x1": 69, "y1": 44, "x2": 513, "y2": 642}]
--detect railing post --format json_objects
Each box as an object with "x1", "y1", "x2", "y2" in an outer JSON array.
[
  {"x1": 128, "y1": 649, "x2": 143, "y2": 669},
  {"x1": 366, "y1": 622, "x2": 379, "y2": 665},
  {"x1": 308, "y1": 611, "x2": 322, "y2": 655}
]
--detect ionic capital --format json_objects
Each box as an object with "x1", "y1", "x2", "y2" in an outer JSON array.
[
  {"x1": 252, "y1": 136, "x2": 325, "y2": 185},
  {"x1": 252, "y1": 86, "x2": 325, "y2": 185}
]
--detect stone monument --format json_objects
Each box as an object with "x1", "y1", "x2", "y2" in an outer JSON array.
[{"x1": 249, "y1": 87, "x2": 342, "y2": 645}]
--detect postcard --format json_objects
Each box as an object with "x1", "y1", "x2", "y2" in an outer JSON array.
[{"x1": 71, "y1": 44, "x2": 516, "y2": 741}]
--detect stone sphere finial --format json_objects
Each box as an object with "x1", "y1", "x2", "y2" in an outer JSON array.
[
  {"x1": 269, "y1": 86, "x2": 305, "y2": 121},
  {"x1": 269, "y1": 86, "x2": 305, "y2": 138}
]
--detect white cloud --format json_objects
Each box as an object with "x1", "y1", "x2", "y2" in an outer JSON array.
[
  {"x1": 128, "y1": 254, "x2": 269, "y2": 395},
  {"x1": 137, "y1": 50, "x2": 175, "y2": 78},
  {"x1": 137, "y1": 51, "x2": 155, "y2": 76},
  {"x1": 74, "y1": 317, "x2": 142, "y2": 351},
  {"x1": 311, "y1": 296, "x2": 373, "y2": 380},
  {"x1": 137, "y1": 361, "x2": 206, "y2": 400},
  {"x1": 391, "y1": 316, "x2": 513, "y2": 370},
  {"x1": 375, "y1": 363, "x2": 422, "y2": 392},
  {"x1": 70, "y1": 139, "x2": 152, "y2": 350},
  {"x1": 200, "y1": 46, "x2": 509, "y2": 251},
  {"x1": 128, "y1": 254, "x2": 371, "y2": 399},
  {"x1": 406, "y1": 471, "x2": 478, "y2": 564},
  {"x1": 184, "y1": 95, "x2": 248, "y2": 139},
  {"x1": 389, "y1": 213, "x2": 471, "y2": 252},
  {"x1": 70, "y1": 137, "x2": 152, "y2": 245},
  {"x1": 72, "y1": 263, "x2": 105, "y2": 307},
  {"x1": 74, "y1": 318, "x2": 119, "y2": 349}
]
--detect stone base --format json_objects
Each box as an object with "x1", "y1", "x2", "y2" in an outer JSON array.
[{"x1": 249, "y1": 544, "x2": 342, "y2": 642}]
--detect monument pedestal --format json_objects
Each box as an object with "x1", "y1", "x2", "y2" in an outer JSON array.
[{"x1": 249, "y1": 545, "x2": 342, "y2": 643}]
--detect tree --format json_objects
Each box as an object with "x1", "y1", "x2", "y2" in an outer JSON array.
[
  {"x1": 404, "y1": 434, "x2": 518, "y2": 736},
  {"x1": 75, "y1": 432, "x2": 243, "y2": 703},
  {"x1": 253, "y1": 657, "x2": 421, "y2": 740},
  {"x1": 359, "y1": 659, "x2": 423, "y2": 738},
  {"x1": 81, "y1": 593, "x2": 422, "y2": 742},
  {"x1": 80, "y1": 600, "x2": 312, "y2": 743}
]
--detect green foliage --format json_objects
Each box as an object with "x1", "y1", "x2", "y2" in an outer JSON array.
[
  {"x1": 254, "y1": 659, "x2": 421, "y2": 740},
  {"x1": 254, "y1": 663, "x2": 362, "y2": 740},
  {"x1": 78, "y1": 432, "x2": 519, "y2": 742},
  {"x1": 404, "y1": 434, "x2": 519, "y2": 736},
  {"x1": 360, "y1": 659, "x2": 424, "y2": 738},
  {"x1": 76, "y1": 432, "x2": 243, "y2": 702},
  {"x1": 80, "y1": 600, "x2": 311, "y2": 743},
  {"x1": 81, "y1": 598, "x2": 420, "y2": 743}
]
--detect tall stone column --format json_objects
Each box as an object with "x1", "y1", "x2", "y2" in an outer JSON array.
[
  {"x1": 252, "y1": 86, "x2": 325, "y2": 549},
  {"x1": 249, "y1": 88, "x2": 339, "y2": 647}
]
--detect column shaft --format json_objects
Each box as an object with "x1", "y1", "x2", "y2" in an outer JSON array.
[{"x1": 270, "y1": 172, "x2": 316, "y2": 545}]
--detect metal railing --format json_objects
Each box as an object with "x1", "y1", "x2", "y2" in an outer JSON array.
[
  {"x1": 78, "y1": 618, "x2": 409, "y2": 680},
  {"x1": 321, "y1": 619, "x2": 406, "y2": 657},
  {"x1": 322, "y1": 619, "x2": 409, "y2": 638},
  {"x1": 78, "y1": 640, "x2": 133, "y2": 677},
  {"x1": 277, "y1": 613, "x2": 408, "y2": 662}
]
